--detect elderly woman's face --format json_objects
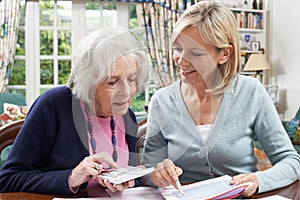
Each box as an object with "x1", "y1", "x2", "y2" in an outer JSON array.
[{"x1": 95, "y1": 56, "x2": 137, "y2": 117}]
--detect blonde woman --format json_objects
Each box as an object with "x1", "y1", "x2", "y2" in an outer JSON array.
[{"x1": 141, "y1": 1, "x2": 300, "y2": 197}]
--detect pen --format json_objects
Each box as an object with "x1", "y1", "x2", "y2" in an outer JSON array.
[{"x1": 175, "y1": 179, "x2": 184, "y2": 195}]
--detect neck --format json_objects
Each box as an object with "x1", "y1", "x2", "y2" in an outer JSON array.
[{"x1": 181, "y1": 81, "x2": 209, "y2": 101}]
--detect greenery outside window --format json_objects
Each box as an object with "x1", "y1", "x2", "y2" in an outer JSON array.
[{"x1": 8, "y1": 0, "x2": 150, "y2": 114}]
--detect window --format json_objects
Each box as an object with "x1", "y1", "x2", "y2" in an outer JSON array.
[{"x1": 8, "y1": 0, "x2": 145, "y2": 110}]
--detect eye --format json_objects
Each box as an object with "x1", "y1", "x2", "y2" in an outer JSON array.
[
  {"x1": 173, "y1": 47, "x2": 183, "y2": 51},
  {"x1": 173, "y1": 46, "x2": 183, "y2": 53},
  {"x1": 191, "y1": 50, "x2": 203, "y2": 56},
  {"x1": 107, "y1": 78, "x2": 119, "y2": 86},
  {"x1": 128, "y1": 74, "x2": 137, "y2": 85}
]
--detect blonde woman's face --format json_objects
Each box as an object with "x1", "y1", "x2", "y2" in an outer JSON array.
[
  {"x1": 173, "y1": 27, "x2": 222, "y2": 85},
  {"x1": 94, "y1": 56, "x2": 137, "y2": 117}
]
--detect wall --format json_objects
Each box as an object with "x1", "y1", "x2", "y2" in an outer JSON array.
[
  {"x1": 221, "y1": 0, "x2": 300, "y2": 120},
  {"x1": 270, "y1": 0, "x2": 300, "y2": 120}
]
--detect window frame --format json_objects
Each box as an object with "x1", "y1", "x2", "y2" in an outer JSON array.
[{"x1": 9, "y1": 0, "x2": 131, "y2": 106}]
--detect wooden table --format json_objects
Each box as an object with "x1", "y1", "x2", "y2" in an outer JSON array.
[
  {"x1": 0, "y1": 180, "x2": 299, "y2": 200},
  {"x1": 251, "y1": 180, "x2": 300, "y2": 199}
]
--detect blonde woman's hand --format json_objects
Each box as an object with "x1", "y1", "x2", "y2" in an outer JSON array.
[
  {"x1": 231, "y1": 173, "x2": 259, "y2": 197},
  {"x1": 151, "y1": 159, "x2": 183, "y2": 189}
]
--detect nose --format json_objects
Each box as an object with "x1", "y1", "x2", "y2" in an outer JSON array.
[
  {"x1": 117, "y1": 80, "x2": 131, "y2": 97},
  {"x1": 177, "y1": 55, "x2": 190, "y2": 67}
]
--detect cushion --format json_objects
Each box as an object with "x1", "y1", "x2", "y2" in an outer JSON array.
[
  {"x1": 0, "y1": 103, "x2": 28, "y2": 127},
  {"x1": 285, "y1": 118, "x2": 300, "y2": 138},
  {"x1": 0, "y1": 145, "x2": 12, "y2": 170},
  {"x1": 292, "y1": 129, "x2": 300, "y2": 145},
  {"x1": 0, "y1": 93, "x2": 26, "y2": 114}
]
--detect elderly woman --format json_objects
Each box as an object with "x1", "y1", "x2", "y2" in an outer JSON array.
[
  {"x1": 140, "y1": 0, "x2": 300, "y2": 198},
  {"x1": 0, "y1": 29, "x2": 149, "y2": 194}
]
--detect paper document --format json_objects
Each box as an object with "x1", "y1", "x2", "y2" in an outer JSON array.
[
  {"x1": 255, "y1": 195, "x2": 292, "y2": 200},
  {"x1": 160, "y1": 175, "x2": 253, "y2": 200},
  {"x1": 52, "y1": 187, "x2": 163, "y2": 200},
  {"x1": 101, "y1": 166, "x2": 155, "y2": 184},
  {"x1": 107, "y1": 186, "x2": 164, "y2": 200}
]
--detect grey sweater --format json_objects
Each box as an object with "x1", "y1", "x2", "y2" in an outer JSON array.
[{"x1": 141, "y1": 75, "x2": 300, "y2": 193}]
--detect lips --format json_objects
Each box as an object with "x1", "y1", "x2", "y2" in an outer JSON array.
[
  {"x1": 180, "y1": 68, "x2": 196, "y2": 75},
  {"x1": 114, "y1": 101, "x2": 128, "y2": 106},
  {"x1": 182, "y1": 69, "x2": 196, "y2": 73}
]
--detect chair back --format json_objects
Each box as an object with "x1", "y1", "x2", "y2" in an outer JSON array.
[
  {"x1": 0, "y1": 119, "x2": 24, "y2": 153},
  {"x1": 136, "y1": 118, "x2": 147, "y2": 164}
]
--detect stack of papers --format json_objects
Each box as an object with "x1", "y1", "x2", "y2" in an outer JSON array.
[{"x1": 160, "y1": 175, "x2": 253, "y2": 200}]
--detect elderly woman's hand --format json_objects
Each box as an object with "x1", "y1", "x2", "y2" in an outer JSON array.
[
  {"x1": 98, "y1": 165, "x2": 146, "y2": 192},
  {"x1": 231, "y1": 173, "x2": 259, "y2": 197},
  {"x1": 69, "y1": 152, "x2": 118, "y2": 189},
  {"x1": 151, "y1": 159, "x2": 183, "y2": 189},
  {"x1": 97, "y1": 177, "x2": 135, "y2": 193}
]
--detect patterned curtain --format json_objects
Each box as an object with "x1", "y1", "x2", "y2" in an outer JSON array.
[
  {"x1": 137, "y1": 0, "x2": 187, "y2": 87},
  {"x1": 0, "y1": 0, "x2": 21, "y2": 93}
]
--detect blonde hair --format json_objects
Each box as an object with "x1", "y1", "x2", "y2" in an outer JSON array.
[
  {"x1": 171, "y1": 0, "x2": 240, "y2": 93},
  {"x1": 67, "y1": 28, "x2": 149, "y2": 104}
]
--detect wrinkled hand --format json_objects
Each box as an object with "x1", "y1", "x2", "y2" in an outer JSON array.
[
  {"x1": 98, "y1": 177, "x2": 135, "y2": 193},
  {"x1": 69, "y1": 152, "x2": 118, "y2": 188},
  {"x1": 231, "y1": 173, "x2": 259, "y2": 197},
  {"x1": 151, "y1": 159, "x2": 183, "y2": 189},
  {"x1": 98, "y1": 165, "x2": 145, "y2": 192}
]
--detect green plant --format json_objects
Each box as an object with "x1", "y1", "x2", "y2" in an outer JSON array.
[{"x1": 130, "y1": 92, "x2": 146, "y2": 112}]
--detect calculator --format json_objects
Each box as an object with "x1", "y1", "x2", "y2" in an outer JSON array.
[{"x1": 101, "y1": 166, "x2": 155, "y2": 184}]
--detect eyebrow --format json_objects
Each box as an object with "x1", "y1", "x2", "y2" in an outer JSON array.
[
  {"x1": 173, "y1": 42, "x2": 205, "y2": 51},
  {"x1": 173, "y1": 42, "x2": 181, "y2": 46},
  {"x1": 109, "y1": 72, "x2": 136, "y2": 79}
]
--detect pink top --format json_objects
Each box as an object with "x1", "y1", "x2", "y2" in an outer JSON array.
[
  {"x1": 88, "y1": 115, "x2": 129, "y2": 167},
  {"x1": 69, "y1": 102, "x2": 130, "y2": 192},
  {"x1": 87, "y1": 113, "x2": 129, "y2": 188}
]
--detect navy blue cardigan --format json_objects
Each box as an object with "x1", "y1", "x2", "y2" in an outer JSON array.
[{"x1": 0, "y1": 86, "x2": 138, "y2": 194}]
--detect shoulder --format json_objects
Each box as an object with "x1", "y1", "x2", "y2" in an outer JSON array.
[
  {"x1": 40, "y1": 86, "x2": 72, "y2": 99},
  {"x1": 35, "y1": 86, "x2": 72, "y2": 104},
  {"x1": 228, "y1": 75, "x2": 271, "y2": 105},
  {"x1": 28, "y1": 86, "x2": 73, "y2": 114},
  {"x1": 148, "y1": 81, "x2": 182, "y2": 119},
  {"x1": 233, "y1": 75, "x2": 266, "y2": 95},
  {"x1": 150, "y1": 81, "x2": 180, "y2": 104}
]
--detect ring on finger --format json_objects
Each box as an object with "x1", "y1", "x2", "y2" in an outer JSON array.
[{"x1": 95, "y1": 163, "x2": 102, "y2": 170}]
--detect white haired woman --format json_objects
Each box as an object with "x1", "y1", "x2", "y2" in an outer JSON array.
[{"x1": 0, "y1": 28, "x2": 149, "y2": 194}]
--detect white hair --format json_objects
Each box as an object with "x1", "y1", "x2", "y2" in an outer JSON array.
[{"x1": 67, "y1": 28, "x2": 149, "y2": 104}]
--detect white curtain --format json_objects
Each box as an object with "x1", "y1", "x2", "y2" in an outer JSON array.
[{"x1": 0, "y1": 0, "x2": 21, "y2": 93}]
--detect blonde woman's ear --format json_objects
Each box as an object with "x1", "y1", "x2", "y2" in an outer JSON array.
[{"x1": 218, "y1": 45, "x2": 233, "y2": 65}]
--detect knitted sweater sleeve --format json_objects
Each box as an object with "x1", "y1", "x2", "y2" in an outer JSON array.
[
  {"x1": 251, "y1": 81, "x2": 300, "y2": 193},
  {"x1": 0, "y1": 87, "x2": 88, "y2": 194}
]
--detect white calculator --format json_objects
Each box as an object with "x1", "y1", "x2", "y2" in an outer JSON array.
[{"x1": 101, "y1": 166, "x2": 155, "y2": 184}]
